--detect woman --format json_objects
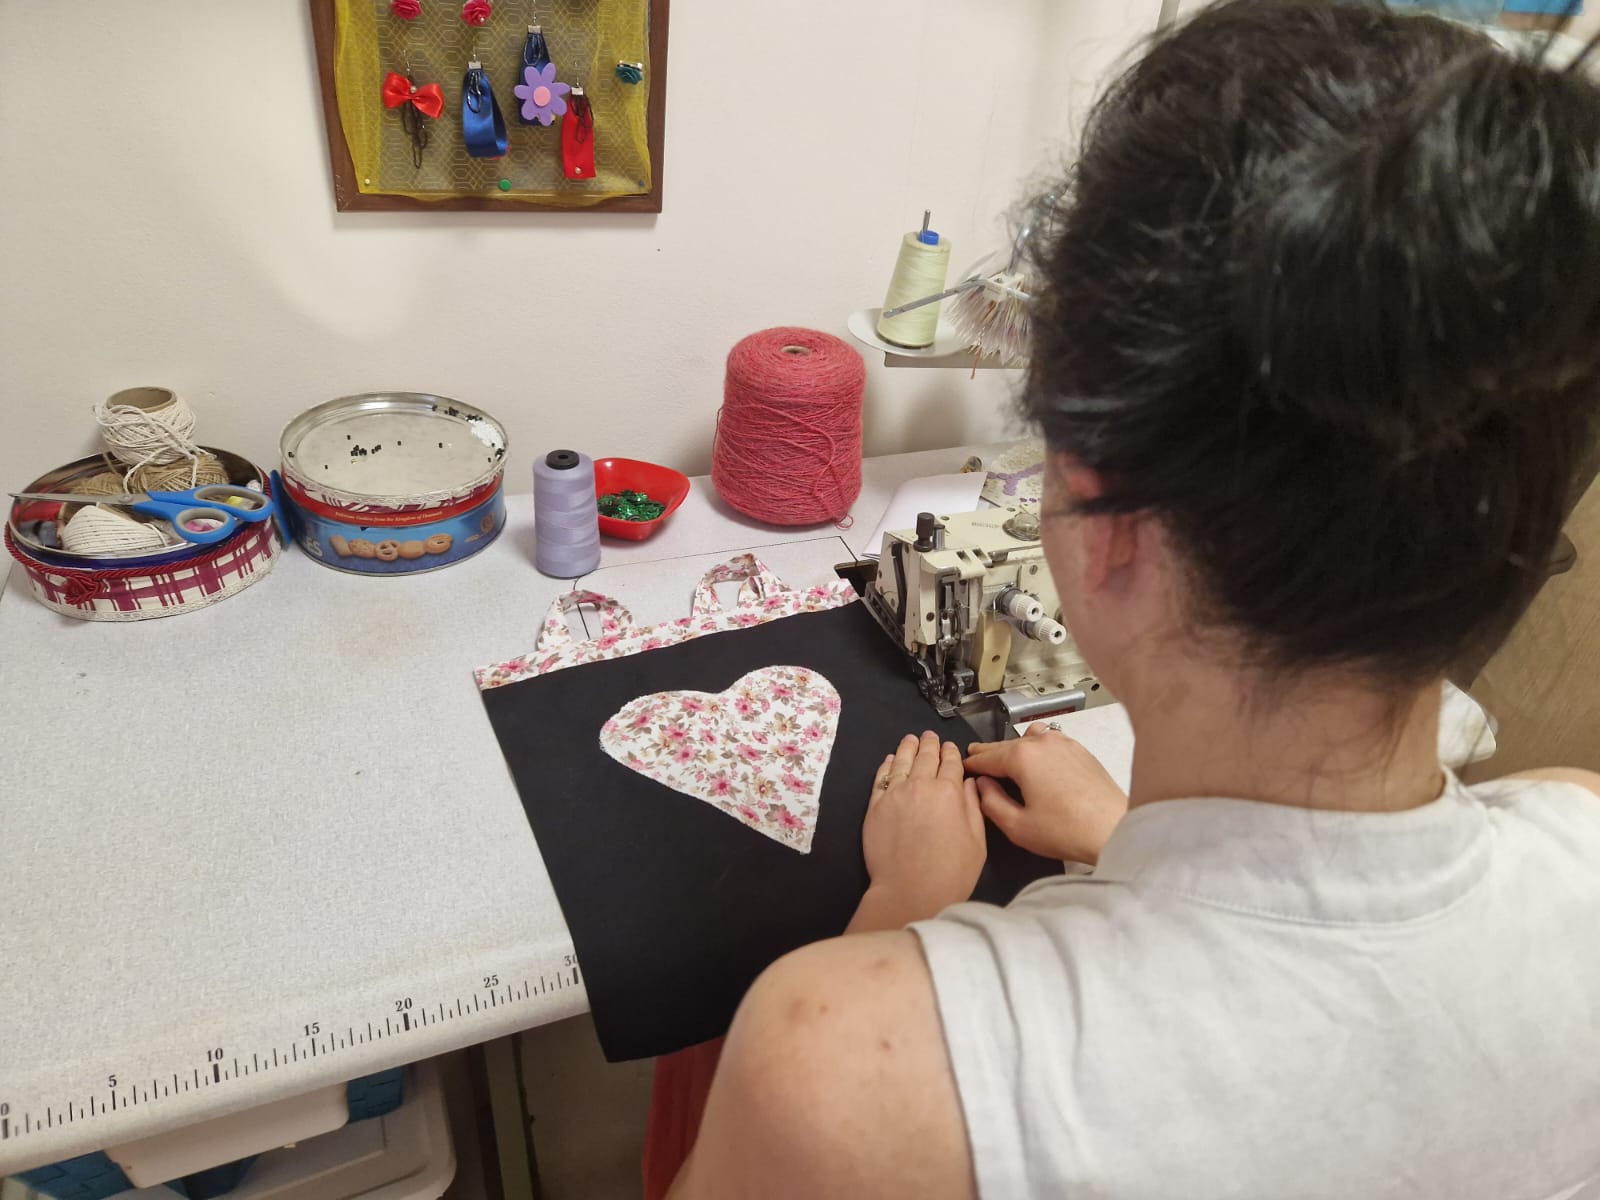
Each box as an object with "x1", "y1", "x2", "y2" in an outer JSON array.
[{"x1": 671, "y1": 1, "x2": 1600, "y2": 1195}]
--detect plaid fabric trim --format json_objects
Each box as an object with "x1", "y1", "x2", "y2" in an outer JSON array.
[{"x1": 15, "y1": 519, "x2": 280, "y2": 618}]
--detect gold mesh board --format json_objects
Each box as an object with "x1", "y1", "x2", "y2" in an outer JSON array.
[{"x1": 332, "y1": 0, "x2": 654, "y2": 206}]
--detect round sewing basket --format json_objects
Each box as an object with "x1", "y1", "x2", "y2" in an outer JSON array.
[{"x1": 5, "y1": 449, "x2": 281, "y2": 621}]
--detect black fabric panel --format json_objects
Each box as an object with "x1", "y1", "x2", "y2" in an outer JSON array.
[{"x1": 481, "y1": 602, "x2": 1062, "y2": 1061}]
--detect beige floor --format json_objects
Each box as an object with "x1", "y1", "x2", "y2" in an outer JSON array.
[
  {"x1": 520, "y1": 1017, "x2": 655, "y2": 1200},
  {"x1": 440, "y1": 1015, "x2": 653, "y2": 1200}
]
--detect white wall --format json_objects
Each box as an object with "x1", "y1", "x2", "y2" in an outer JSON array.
[{"x1": 0, "y1": 1, "x2": 1157, "y2": 494}]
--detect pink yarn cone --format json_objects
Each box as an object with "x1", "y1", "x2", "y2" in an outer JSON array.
[{"x1": 712, "y1": 328, "x2": 866, "y2": 525}]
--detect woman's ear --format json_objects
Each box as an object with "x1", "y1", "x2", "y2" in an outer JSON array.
[
  {"x1": 1056, "y1": 459, "x2": 1140, "y2": 595},
  {"x1": 1057, "y1": 458, "x2": 1104, "y2": 504}
]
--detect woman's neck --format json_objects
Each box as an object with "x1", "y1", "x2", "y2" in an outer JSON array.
[{"x1": 1125, "y1": 659, "x2": 1446, "y2": 814}]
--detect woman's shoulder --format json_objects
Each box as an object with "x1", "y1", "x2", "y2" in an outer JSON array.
[
  {"x1": 672, "y1": 932, "x2": 974, "y2": 1200},
  {"x1": 1468, "y1": 767, "x2": 1600, "y2": 848},
  {"x1": 1499, "y1": 767, "x2": 1600, "y2": 796},
  {"x1": 1474, "y1": 766, "x2": 1600, "y2": 806}
]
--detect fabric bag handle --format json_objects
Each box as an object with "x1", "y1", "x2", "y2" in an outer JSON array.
[
  {"x1": 537, "y1": 590, "x2": 639, "y2": 651},
  {"x1": 689, "y1": 553, "x2": 792, "y2": 617}
]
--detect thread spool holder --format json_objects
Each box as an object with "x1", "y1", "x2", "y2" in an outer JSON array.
[
  {"x1": 844, "y1": 307, "x2": 1009, "y2": 370},
  {"x1": 850, "y1": 230, "x2": 1028, "y2": 370}
]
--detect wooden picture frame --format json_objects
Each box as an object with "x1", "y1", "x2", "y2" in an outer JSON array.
[{"x1": 308, "y1": 0, "x2": 668, "y2": 213}]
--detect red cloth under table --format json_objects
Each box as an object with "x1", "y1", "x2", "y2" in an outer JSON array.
[{"x1": 642, "y1": 1038, "x2": 725, "y2": 1199}]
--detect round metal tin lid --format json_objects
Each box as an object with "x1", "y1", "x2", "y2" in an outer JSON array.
[{"x1": 280, "y1": 393, "x2": 509, "y2": 508}]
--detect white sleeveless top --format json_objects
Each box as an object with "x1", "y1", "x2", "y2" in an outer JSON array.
[{"x1": 913, "y1": 774, "x2": 1600, "y2": 1200}]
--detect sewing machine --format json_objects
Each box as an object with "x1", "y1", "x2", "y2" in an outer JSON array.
[{"x1": 857, "y1": 506, "x2": 1112, "y2": 733}]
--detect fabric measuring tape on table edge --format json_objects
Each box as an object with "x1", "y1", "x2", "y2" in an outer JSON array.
[{"x1": 0, "y1": 945, "x2": 585, "y2": 1177}]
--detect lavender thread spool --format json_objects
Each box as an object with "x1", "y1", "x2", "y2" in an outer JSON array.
[{"x1": 533, "y1": 449, "x2": 601, "y2": 577}]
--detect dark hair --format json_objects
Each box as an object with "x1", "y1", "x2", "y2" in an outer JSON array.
[{"x1": 1026, "y1": 0, "x2": 1600, "y2": 683}]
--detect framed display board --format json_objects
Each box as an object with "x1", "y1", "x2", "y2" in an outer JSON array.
[{"x1": 309, "y1": 0, "x2": 668, "y2": 212}]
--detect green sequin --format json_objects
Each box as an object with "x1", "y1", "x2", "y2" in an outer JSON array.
[{"x1": 598, "y1": 490, "x2": 667, "y2": 521}]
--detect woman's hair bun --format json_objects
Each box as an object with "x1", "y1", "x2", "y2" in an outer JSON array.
[
  {"x1": 1024, "y1": 0, "x2": 1600, "y2": 681},
  {"x1": 1238, "y1": 46, "x2": 1600, "y2": 455}
]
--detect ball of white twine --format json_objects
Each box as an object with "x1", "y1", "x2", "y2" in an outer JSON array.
[
  {"x1": 61, "y1": 504, "x2": 172, "y2": 557},
  {"x1": 93, "y1": 387, "x2": 205, "y2": 489}
]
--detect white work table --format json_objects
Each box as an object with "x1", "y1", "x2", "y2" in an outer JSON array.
[{"x1": 0, "y1": 444, "x2": 984, "y2": 1175}]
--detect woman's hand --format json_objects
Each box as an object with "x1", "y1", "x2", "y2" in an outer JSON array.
[
  {"x1": 964, "y1": 725, "x2": 1129, "y2": 866},
  {"x1": 848, "y1": 732, "x2": 987, "y2": 932}
]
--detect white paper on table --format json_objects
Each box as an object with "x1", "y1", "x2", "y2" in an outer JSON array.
[{"x1": 863, "y1": 472, "x2": 988, "y2": 558}]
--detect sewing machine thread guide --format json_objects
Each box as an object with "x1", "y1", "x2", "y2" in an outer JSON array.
[{"x1": 0, "y1": 961, "x2": 582, "y2": 1168}]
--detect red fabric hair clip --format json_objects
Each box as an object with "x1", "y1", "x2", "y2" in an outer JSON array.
[
  {"x1": 562, "y1": 87, "x2": 595, "y2": 180},
  {"x1": 382, "y1": 72, "x2": 445, "y2": 120}
]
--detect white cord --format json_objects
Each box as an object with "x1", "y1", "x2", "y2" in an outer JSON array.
[
  {"x1": 93, "y1": 391, "x2": 204, "y2": 488},
  {"x1": 61, "y1": 505, "x2": 172, "y2": 556}
]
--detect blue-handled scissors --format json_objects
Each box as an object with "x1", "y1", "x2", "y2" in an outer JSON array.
[{"x1": 10, "y1": 485, "x2": 276, "y2": 546}]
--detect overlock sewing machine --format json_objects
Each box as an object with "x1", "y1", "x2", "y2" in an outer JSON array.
[{"x1": 849, "y1": 506, "x2": 1112, "y2": 737}]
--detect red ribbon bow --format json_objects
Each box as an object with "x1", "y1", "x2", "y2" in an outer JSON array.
[
  {"x1": 382, "y1": 73, "x2": 445, "y2": 120},
  {"x1": 63, "y1": 575, "x2": 109, "y2": 606}
]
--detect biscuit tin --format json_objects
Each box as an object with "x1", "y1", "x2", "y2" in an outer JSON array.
[{"x1": 279, "y1": 393, "x2": 508, "y2": 576}]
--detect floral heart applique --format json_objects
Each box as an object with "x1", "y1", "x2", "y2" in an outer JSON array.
[{"x1": 598, "y1": 666, "x2": 842, "y2": 853}]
